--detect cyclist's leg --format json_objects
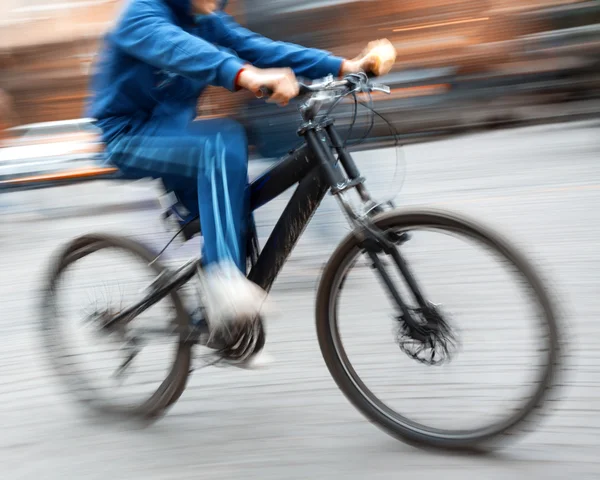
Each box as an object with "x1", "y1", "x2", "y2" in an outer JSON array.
[
  {"x1": 105, "y1": 118, "x2": 271, "y2": 336},
  {"x1": 186, "y1": 119, "x2": 273, "y2": 341},
  {"x1": 187, "y1": 118, "x2": 249, "y2": 273},
  {"x1": 106, "y1": 118, "x2": 248, "y2": 271}
]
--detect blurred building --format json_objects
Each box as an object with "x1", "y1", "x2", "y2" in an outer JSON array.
[
  {"x1": 0, "y1": 0, "x2": 118, "y2": 126},
  {"x1": 0, "y1": 0, "x2": 595, "y2": 127}
]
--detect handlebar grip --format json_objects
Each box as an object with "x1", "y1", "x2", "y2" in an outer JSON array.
[
  {"x1": 257, "y1": 83, "x2": 311, "y2": 99},
  {"x1": 257, "y1": 86, "x2": 273, "y2": 98},
  {"x1": 368, "y1": 42, "x2": 397, "y2": 77}
]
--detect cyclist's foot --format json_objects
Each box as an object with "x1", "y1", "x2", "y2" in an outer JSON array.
[
  {"x1": 203, "y1": 261, "x2": 274, "y2": 340},
  {"x1": 189, "y1": 314, "x2": 273, "y2": 368}
]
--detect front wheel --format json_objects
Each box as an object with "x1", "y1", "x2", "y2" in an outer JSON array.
[{"x1": 316, "y1": 208, "x2": 562, "y2": 450}]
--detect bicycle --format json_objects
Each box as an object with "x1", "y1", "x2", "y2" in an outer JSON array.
[{"x1": 40, "y1": 73, "x2": 561, "y2": 451}]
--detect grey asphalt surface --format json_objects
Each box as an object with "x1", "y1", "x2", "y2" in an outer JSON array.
[{"x1": 0, "y1": 120, "x2": 599, "y2": 479}]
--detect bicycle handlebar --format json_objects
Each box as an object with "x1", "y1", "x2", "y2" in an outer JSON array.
[{"x1": 257, "y1": 73, "x2": 390, "y2": 101}]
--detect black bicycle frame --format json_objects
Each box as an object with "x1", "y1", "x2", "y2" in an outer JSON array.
[
  {"x1": 105, "y1": 113, "x2": 427, "y2": 333},
  {"x1": 245, "y1": 117, "x2": 429, "y2": 323},
  {"x1": 246, "y1": 120, "x2": 362, "y2": 292},
  {"x1": 104, "y1": 118, "x2": 362, "y2": 331}
]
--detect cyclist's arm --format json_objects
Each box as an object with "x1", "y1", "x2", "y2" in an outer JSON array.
[
  {"x1": 111, "y1": 0, "x2": 246, "y2": 91},
  {"x1": 213, "y1": 12, "x2": 346, "y2": 80}
]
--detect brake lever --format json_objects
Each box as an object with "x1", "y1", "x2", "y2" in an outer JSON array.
[
  {"x1": 346, "y1": 71, "x2": 390, "y2": 94},
  {"x1": 370, "y1": 83, "x2": 391, "y2": 94}
]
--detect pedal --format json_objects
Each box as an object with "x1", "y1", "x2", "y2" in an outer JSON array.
[
  {"x1": 159, "y1": 192, "x2": 200, "y2": 243},
  {"x1": 159, "y1": 192, "x2": 202, "y2": 242}
]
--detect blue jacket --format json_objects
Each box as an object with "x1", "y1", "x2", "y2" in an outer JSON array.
[{"x1": 87, "y1": 0, "x2": 344, "y2": 142}]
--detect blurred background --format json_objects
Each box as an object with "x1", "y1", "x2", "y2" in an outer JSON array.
[
  {"x1": 0, "y1": 2, "x2": 599, "y2": 478},
  {"x1": 0, "y1": 0, "x2": 599, "y2": 158}
]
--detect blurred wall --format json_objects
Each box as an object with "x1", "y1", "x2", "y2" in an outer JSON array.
[
  {"x1": 0, "y1": 0, "x2": 122, "y2": 126},
  {"x1": 0, "y1": 0, "x2": 591, "y2": 127}
]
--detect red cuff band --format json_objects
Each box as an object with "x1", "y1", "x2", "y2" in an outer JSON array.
[{"x1": 234, "y1": 67, "x2": 246, "y2": 91}]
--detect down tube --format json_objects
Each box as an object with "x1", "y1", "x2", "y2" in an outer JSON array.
[{"x1": 247, "y1": 166, "x2": 329, "y2": 292}]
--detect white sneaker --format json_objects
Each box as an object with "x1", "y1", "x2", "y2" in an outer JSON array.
[{"x1": 201, "y1": 261, "x2": 275, "y2": 337}]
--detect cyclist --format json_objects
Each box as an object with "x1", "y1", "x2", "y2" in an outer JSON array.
[{"x1": 87, "y1": 0, "x2": 395, "y2": 366}]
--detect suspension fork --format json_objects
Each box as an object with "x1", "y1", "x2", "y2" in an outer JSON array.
[
  {"x1": 308, "y1": 120, "x2": 428, "y2": 321},
  {"x1": 329, "y1": 125, "x2": 427, "y2": 312},
  {"x1": 358, "y1": 230, "x2": 433, "y2": 338},
  {"x1": 385, "y1": 235, "x2": 427, "y2": 307}
]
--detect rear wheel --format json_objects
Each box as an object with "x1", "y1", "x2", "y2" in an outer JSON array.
[
  {"x1": 316, "y1": 208, "x2": 561, "y2": 450},
  {"x1": 40, "y1": 233, "x2": 192, "y2": 418}
]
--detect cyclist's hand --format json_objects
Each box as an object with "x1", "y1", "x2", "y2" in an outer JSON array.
[
  {"x1": 237, "y1": 67, "x2": 299, "y2": 107},
  {"x1": 342, "y1": 38, "x2": 397, "y2": 77}
]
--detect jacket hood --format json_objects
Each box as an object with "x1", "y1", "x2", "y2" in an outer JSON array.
[{"x1": 164, "y1": 0, "x2": 228, "y2": 17}]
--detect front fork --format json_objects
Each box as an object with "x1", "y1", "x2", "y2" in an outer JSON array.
[
  {"x1": 307, "y1": 121, "x2": 430, "y2": 328},
  {"x1": 357, "y1": 227, "x2": 431, "y2": 330}
]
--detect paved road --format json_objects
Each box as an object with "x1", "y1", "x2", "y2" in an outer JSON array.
[{"x1": 0, "y1": 121, "x2": 599, "y2": 479}]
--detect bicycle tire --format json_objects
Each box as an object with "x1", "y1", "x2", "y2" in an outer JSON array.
[
  {"x1": 40, "y1": 233, "x2": 192, "y2": 419},
  {"x1": 315, "y1": 207, "x2": 562, "y2": 451}
]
